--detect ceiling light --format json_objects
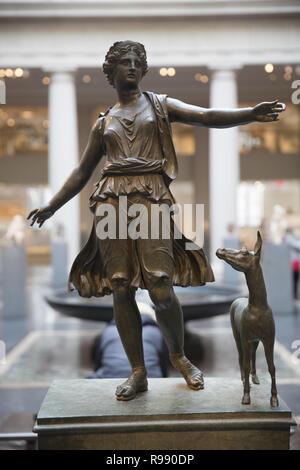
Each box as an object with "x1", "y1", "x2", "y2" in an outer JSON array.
[
  {"x1": 159, "y1": 67, "x2": 168, "y2": 77},
  {"x1": 5, "y1": 68, "x2": 13, "y2": 78},
  {"x1": 264, "y1": 63, "x2": 274, "y2": 74},
  {"x1": 7, "y1": 118, "x2": 15, "y2": 127},
  {"x1": 82, "y1": 74, "x2": 91, "y2": 83},
  {"x1": 21, "y1": 110, "x2": 33, "y2": 119},
  {"x1": 14, "y1": 67, "x2": 24, "y2": 78},
  {"x1": 200, "y1": 74, "x2": 208, "y2": 83},
  {"x1": 42, "y1": 76, "x2": 50, "y2": 85},
  {"x1": 167, "y1": 67, "x2": 176, "y2": 77}
]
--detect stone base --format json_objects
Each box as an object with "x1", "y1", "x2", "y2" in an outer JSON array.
[{"x1": 34, "y1": 377, "x2": 295, "y2": 450}]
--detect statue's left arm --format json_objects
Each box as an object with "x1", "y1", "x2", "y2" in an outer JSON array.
[{"x1": 166, "y1": 97, "x2": 285, "y2": 128}]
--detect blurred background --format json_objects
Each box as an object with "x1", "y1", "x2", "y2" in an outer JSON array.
[{"x1": 0, "y1": 0, "x2": 300, "y2": 450}]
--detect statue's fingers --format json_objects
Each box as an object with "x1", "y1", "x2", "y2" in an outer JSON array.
[
  {"x1": 266, "y1": 113, "x2": 279, "y2": 121},
  {"x1": 263, "y1": 100, "x2": 279, "y2": 112},
  {"x1": 275, "y1": 103, "x2": 286, "y2": 112},
  {"x1": 30, "y1": 213, "x2": 40, "y2": 226},
  {"x1": 39, "y1": 219, "x2": 46, "y2": 228},
  {"x1": 27, "y1": 209, "x2": 38, "y2": 220},
  {"x1": 261, "y1": 100, "x2": 278, "y2": 111}
]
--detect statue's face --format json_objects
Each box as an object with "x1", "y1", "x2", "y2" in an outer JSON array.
[{"x1": 113, "y1": 51, "x2": 143, "y2": 88}]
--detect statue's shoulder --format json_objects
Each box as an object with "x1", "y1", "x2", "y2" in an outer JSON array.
[
  {"x1": 144, "y1": 91, "x2": 169, "y2": 118},
  {"x1": 98, "y1": 106, "x2": 111, "y2": 120},
  {"x1": 95, "y1": 106, "x2": 112, "y2": 133},
  {"x1": 144, "y1": 90, "x2": 167, "y2": 104}
]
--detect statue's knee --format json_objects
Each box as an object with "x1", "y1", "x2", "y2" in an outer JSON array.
[
  {"x1": 111, "y1": 275, "x2": 130, "y2": 296},
  {"x1": 149, "y1": 285, "x2": 173, "y2": 310}
]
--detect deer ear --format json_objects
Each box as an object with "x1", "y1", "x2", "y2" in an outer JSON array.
[{"x1": 254, "y1": 231, "x2": 262, "y2": 257}]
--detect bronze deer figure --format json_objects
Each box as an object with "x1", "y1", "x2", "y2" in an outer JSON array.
[{"x1": 216, "y1": 231, "x2": 279, "y2": 407}]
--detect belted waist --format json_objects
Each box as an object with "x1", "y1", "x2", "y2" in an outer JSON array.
[
  {"x1": 89, "y1": 156, "x2": 175, "y2": 210},
  {"x1": 101, "y1": 157, "x2": 165, "y2": 177}
]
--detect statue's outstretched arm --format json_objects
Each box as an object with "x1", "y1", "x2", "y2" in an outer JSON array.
[
  {"x1": 27, "y1": 118, "x2": 104, "y2": 228},
  {"x1": 166, "y1": 97, "x2": 285, "y2": 129}
]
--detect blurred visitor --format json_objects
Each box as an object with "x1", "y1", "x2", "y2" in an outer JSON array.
[
  {"x1": 285, "y1": 229, "x2": 300, "y2": 299},
  {"x1": 4, "y1": 214, "x2": 26, "y2": 245},
  {"x1": 88, "y1": 302, "x2": 169, "y2": 379},
  {"x1": 270, "y1": 205, "x2": 287, "y2": 244}
]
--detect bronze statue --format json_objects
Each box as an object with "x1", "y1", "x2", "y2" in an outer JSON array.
[
  {"x1": 216, "y1": 231, "x2": 279, "y2": 407},
  {"x1": 28, "y1": 41, "x2": 285, "y2": 401}
]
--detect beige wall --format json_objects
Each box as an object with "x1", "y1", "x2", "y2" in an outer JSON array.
[
  {"x1": 0, "y1": 154, "x2": 47, "y2": 185},
  {"x1": 240, "y1": 151, "x2": 300, "y2": 180}
]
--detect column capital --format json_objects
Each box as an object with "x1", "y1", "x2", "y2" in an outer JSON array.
[
  {"x1": 44, "y1": 68, "x2": 78, "y2": 87},
  {"x1": 42, "y1": 65, "x2": 78, "y2": 75},
  {"x1": 208, "y1": 63, "x2": 243, "y2": 73}
]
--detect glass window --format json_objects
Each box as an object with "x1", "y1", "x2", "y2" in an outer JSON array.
[
  {"x1": 238, "y1": 181, "x2": 264, "y2": 227},
  {"x1": 172, "y1": 123, "x2": 195, "y2": 157},
  {"x1": 238, "y1": 180, "x2": 300, "y2": 237},
  {"x1": 239, "y1": 104, "x2": 300, "y2": 155},
  {"x1": 0, "y1": 107, "x2": 48, "y2": 157}
]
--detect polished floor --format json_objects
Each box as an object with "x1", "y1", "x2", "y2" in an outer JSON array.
[{"x1": 0, "y1": 265, "x2": 299, "y2": 450}]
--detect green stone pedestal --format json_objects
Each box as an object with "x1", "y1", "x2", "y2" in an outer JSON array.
[{"x1": 34, "y1": 377, "x2": 295, "y2": 450}]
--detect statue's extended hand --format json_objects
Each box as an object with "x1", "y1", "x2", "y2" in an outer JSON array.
[
  {"x1": 253, "y1": 100, "x2": 286, "y2": 122},
  {"x1": 27, "y1": 205, "x2": 55, "y2": 228}
]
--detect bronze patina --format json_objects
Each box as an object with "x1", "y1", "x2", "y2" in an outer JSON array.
[
  {"x1": 216, "y1": 232, "x2": 279, "y2": 407},
  {"x1": 28, "y1": 41, "x2": 285, "y2": 401}
]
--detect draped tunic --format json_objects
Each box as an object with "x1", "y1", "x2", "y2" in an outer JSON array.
[
  {"x1": 90, "y1": 94, "x2": 174, "y2": 206},
  {"x1": 69, "y1": 92, "x2": 214, "y2": 298}
]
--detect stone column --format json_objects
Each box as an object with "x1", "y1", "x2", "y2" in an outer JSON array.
[
  {"x1": 48, "y1": 69, "x2": 80, "y2": 269},
  {"x1": 208, "y1": 67, "x2": 240, "y2": 276}
]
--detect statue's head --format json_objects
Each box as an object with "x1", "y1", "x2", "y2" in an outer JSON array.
[{"x1": 103, "y1": 40, "x2": 148, "y2": 88}]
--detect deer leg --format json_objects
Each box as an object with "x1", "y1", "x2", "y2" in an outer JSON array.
[
  {"x1": 250, "y1": 341, "x2": 260, "y2": 385},
  {"x1": 263, "y1": 339, "x2": 279, "y2": 407},
  {"x1": 241, "y1": 342, "x2": 251, "y2": 405},
  {"x1": 238, "y1": 348, "x2": 244, "y2": 382},
  {"x1": 231, "y1": 329, "x2": 244, "y2": 381},
  {"x1": 230, "y1": 308, "x2": 244, "y2": 381}
]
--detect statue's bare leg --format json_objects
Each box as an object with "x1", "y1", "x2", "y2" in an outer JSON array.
[
  {"x1": 112, "y1": 283, "x2": 148, "y2": 400},
  {"x1": 149, "y1": 284, "x2": 204, "y2": 390}
]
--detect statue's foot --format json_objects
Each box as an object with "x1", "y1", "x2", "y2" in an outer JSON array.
[
  {"x1": 251, "y1": 373, "x2": 260, "y2": 385},
  {"x1": 170, "y1": 353, "x2": 204, "y2": 390},
  {"x1": 115, "y1": 371, "x2": 148, "y2": 401}
]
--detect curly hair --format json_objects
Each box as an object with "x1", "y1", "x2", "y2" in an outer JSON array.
[{"x1": 103, "y1": 40, "x2": 148, "y2": 87}]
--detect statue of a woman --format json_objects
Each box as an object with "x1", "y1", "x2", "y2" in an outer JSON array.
[{"x1": 28, "y1": 41, "x2": 285, "y2": 401}]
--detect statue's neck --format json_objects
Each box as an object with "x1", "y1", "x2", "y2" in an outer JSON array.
[
  {"x1": 116, "y1": 86, "x2": 142, "y2": 106},
  {"x1": 245, "y1": 263, "x2": 268, "y2": 308}
]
